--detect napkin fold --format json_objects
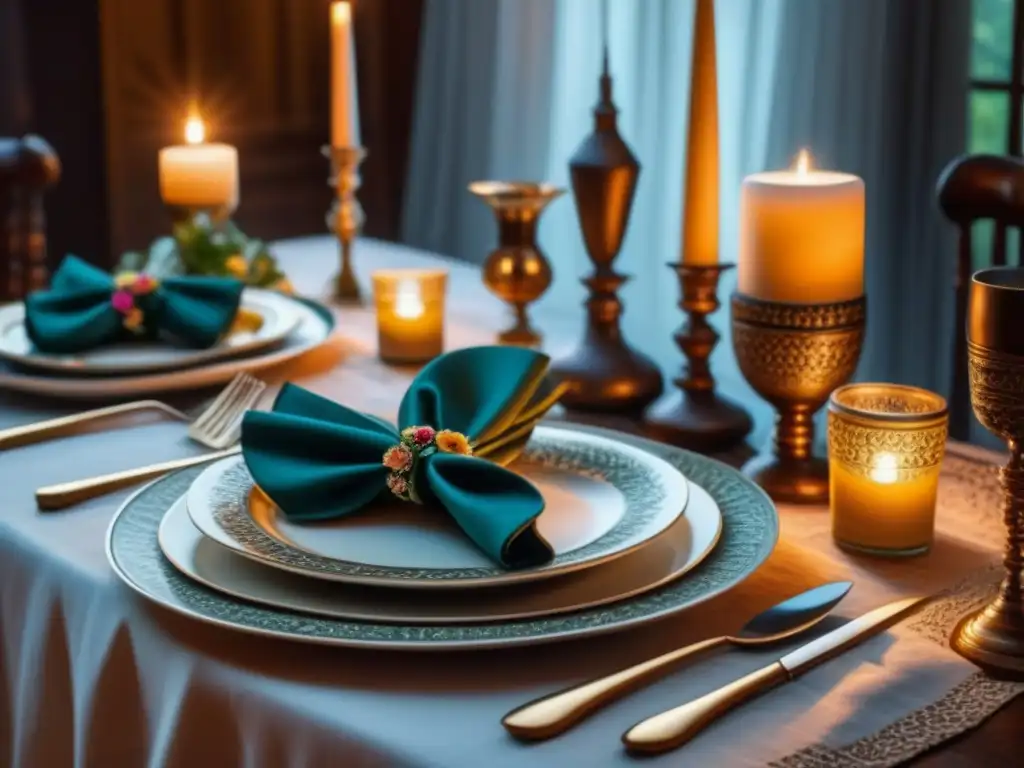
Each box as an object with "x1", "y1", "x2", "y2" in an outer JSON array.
[
  {"x1": 24, "y1": 255, "x2": 244, "y2": 354},
  {"x1": 242, "y1": 346, "x2": 568, "y2": 569}
]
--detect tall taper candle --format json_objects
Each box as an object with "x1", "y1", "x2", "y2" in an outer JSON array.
[
  {"x1": 330, "y1": 2, "x2": 361, "y2": 147},
  {"x1": 682, "y1": 0, "x2": 718, "y2": 265}
]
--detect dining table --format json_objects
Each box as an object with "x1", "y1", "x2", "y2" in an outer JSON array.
[{"x1": 0, "y1": 235, "x2": 1021, "y2": 768}]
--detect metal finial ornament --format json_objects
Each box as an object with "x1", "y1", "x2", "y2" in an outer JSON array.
[{"x1": 550, "y1": 43, "x2": 663, "y2": 414}]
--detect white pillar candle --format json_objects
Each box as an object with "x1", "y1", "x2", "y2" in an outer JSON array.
[
  {"x1": 330, "y1": 2, "x2": 361, "y2": 148},
  {"x1": 681, "y1": 0, "x2": 719, "y2": 265},
  {"x1": 158, "y1": 117, "x2": 239, "y2": 209},
  {"x1": 738, "y1": 151, "x2": 865, "y2": 303}
]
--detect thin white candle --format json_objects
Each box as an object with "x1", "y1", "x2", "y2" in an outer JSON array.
[
  {"x1": 330, "y1": 2, "x2": 361, "y2": 148},
  {"x1": 158, "y1": 116, "x2": 239, "y2": 209}
]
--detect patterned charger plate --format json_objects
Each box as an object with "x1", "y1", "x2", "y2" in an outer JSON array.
[
  {"x1": 186, "y1": 426, "x2": 691, "y2": 589},
  {"x1": 106, "y1": 425, "x2": 778, "y2": 650}
]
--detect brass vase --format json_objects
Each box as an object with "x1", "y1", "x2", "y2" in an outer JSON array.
[
  {"x1": 469, "y1": 181, "x2": 564, "y2": 346},
  {"x1": 951, "y1": 267, "x2": 1024, "y2": 677},
  {"x1": 731, "y1": 293, "x2": 866, "y2": 504}
]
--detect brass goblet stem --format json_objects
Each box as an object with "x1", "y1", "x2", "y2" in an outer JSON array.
[
  {"x1": 951, "y1": 271, "x2": 1024, "y2": 677},
  {"x1": 731, "y1": 293, "x2": 866, "y2": 504},
  {"x1": 645, "y1": 264, "x2": 752, "y2": 451},
  {"x1": 323, "y1": 145, "x2": 367, "y2": 304}
]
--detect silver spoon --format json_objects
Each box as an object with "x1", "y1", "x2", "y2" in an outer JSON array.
[{"x1": 502, "y1": 581, "x2": 853, "y2": 740}]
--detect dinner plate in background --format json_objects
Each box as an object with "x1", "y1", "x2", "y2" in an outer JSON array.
[
  {"x1": 159, "y1": 479, "x2": 720, "y2": 624},
  {"x1": 0, "y1": 297, "x2": 335, "y2": 399},
  {"x1": 186, "y1": 426, "x2": 690, "y2": 589},
  {"x1": 0, "y1": 288, "x2": 302, "y2": 375}
]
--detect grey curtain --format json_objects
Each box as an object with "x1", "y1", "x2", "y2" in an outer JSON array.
[
  {"x1": 766, "y1": 0, "x2": 971, "y2": 398},
  {"x1": 401, "y1": 0, "x2": 558, "y2": 264}
]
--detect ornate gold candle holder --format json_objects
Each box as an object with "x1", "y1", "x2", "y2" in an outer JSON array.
[
  {"x1": 645, "y1": 264, "x2": 752, "y2": 451},
  {"x1": 828, "y1": 383, "x2": 948, "y2": 557},
  {"x1": 731, "y1": 293, "x2": 866, "y2": 504},
  {"x1": 468, "y1": 181, "x2": 563, "y2": 345},
  {"x1": 951, "y1": 267, "x2": 1024, "y2": 677},
  {"x1": 323, "y1": 145, "x2": 367, "y2": 304}
]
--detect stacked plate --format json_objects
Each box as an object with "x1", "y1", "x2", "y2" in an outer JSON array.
[
  {"x1": 0, "y1": 289, "x2": 336, "y2": 398},
  {"x1": 107, "y1": 424, "x2": 780, "y2": 651}
]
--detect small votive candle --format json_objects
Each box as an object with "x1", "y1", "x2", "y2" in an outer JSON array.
[
  {"x1": 828, "y1": 383, "x2": 948, "y2": 557},
  {"x1": 372, "y1": 269, "x2": 448, "y2": 363}
]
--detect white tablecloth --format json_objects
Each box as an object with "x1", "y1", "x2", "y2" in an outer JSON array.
[{"x1": 1, "y1": 238, "x2": 1020, "y2": 768}]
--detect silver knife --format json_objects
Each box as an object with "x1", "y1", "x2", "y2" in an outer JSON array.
[{"x1": 622, "y1": 595, "x2": 929, "y2": 754}]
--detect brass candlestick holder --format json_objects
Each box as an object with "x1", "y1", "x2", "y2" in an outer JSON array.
[
  {"x1": 645, "y1": 263, "x2": 752, "y2": 451},
  {"x1": 323, "y1": 145, "x2": 367, "y2": 304},
  {"x1": 732, "y1": 293, "x2": 866, "y2": 504},
  {"x1": 551, "y1": 49, "x2": 663, "y2": 414},
  {"x1": 468, "y1": 181, "x2": 564, "y2": 346},
  {"x1": 951, "y1": 268, "x2": 1024, "y2": 677}
]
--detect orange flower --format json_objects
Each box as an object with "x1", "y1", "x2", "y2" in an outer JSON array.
[
  {"x1": 435, "y1": 430, "x2": 472, "y2": 456},
  {"x1": 123, "y1": 307, "x2": 145, "y2": 333}
]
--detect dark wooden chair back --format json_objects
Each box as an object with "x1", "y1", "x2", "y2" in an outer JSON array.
[
  {"x1": 936, "y1": 153, "x2": 1024, "y2": 440},
  {"x1": 0, "y1": 135, "x2": 60, "y2": 302}
]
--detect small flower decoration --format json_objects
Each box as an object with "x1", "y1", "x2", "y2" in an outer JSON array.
[
  {"x1": 110, "y1": 271, "x2": 160, "y2": 333},
  {"x1": 225, "y1": 254, "x2": 248, "y2": 279},
  {"x1": 384, "y1": 425, "x2": 472, "y2": 502},
  {"x1": 436, "y1": 429, "x2": 473, "y2": 456},
  {"x1": 382, "y1": 444, "x2": 413, "y2": 472}
]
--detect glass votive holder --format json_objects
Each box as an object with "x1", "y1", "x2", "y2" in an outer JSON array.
[
  {"x1": 371, "y1": 269, "x2": 448, "y2": 364},
  {"x1": 827, "y1": 383, "x2": 948, "y2": 557}
]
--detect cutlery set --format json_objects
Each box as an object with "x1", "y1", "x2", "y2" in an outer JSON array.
[
  {"x1": 504, "y1": 587, "x2": 928, "y2": 755},
  {"x1": 0, "y1": 372, "x2": 266, "y2": 510}
]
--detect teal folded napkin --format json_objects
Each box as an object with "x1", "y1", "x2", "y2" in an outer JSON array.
[
  {"x1": 242, "y1": 346, "x2": 569, "y2": 569},
  {"x1": 24, "y1": 255, "x2": 244, "y2": 354}
]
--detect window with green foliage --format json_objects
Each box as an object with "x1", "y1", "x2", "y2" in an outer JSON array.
[{"x1": 970, "y1": 0, "x2": 1021, "y2": 265}]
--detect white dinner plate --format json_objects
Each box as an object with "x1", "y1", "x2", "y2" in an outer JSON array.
[
  {"x1": 160, "y1": 479, "x2": 721, "y2": 624},
  {"x1": 0, "y1": 288, "x2": 302, "y2": 375},
  {"x1": 0, "y1": 297, "x2": 335, "y2": 399},
  {"x1": 186, "y1": 426, "x2": 690, "y2": 589},
  {"x1": 106, "y1": 426, "x2": 779, "y2": 650}
]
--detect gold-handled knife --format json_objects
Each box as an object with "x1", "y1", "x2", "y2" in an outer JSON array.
[{"x1": 622, "y1": 595, "x2": 929, "y2": 755}]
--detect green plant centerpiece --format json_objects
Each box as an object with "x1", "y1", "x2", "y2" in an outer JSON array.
[{"x1": 116, "y1": 214, "x2": 293, "y2": 293}]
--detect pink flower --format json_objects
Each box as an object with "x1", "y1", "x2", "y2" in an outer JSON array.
[
  {"x1": 132, "y1": 274, "x2": 157, "y2": 294},
  {"x1": 111, "y1": 290, "x2": 134, "y2": 313},
  {"x1": 412, "y1": 426, "x2": 436, "y2": 446},
  {"x1": 382, "y1": 444, "x2": 413, "y2": 472},
  {"x1": 386, "y1": 473, "x2": 408, "y2": 496}
]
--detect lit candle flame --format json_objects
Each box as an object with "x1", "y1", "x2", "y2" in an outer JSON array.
[
  {"x1": 869, "y1": 453, "x2": 900, "y2": 485},
  {"x1": 394, "y1": 280, "x2": 425, "y2": 319},
  {"x1": 185, "y1": 116, "x2": 205, "y2": 145},
  {"x1": 794, "y1": 149, "x2": 812, "y2": 176}
]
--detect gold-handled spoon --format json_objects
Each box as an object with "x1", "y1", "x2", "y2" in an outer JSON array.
[{"x1": 502, "y1": 581, "x2": 853, "y2": 740}]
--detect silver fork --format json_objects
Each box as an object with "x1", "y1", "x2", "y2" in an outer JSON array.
[
  {"x1": 34, "y1": 374, "x2": 267, "y2": 510},
  {"x1": 0, "y1": 372, "x2": 263, "y2": 451}
]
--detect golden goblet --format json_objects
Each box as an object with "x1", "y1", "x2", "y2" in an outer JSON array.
[
  {"x1": 731, "y1": 293, "x2": 866, "y2": 504},
  {"x1": 469, "y1": 181, "x2": 564, "y2": 346},
  {"x1": 951, "y1": 267, "x2": 1024, "y2": 677}
]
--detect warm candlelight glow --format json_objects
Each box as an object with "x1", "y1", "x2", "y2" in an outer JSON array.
[
  {"x1": 373, "y1": 270, "x2": 447, "y2": 362},
  {"x1": 159, "y1": 109, "x2": 238, "y2": 210},
  {"x1": 794, "y1": 149, "x2": 811, "y2": 176},
  {"x1": 394, "y1": 281, "x2": 425, "y2": 320},
  {"x1": 185, "y1": 116, "x2": 205, "y2": 145},
  {"x1": 828, "y1": 384, "x2": 948, "y2": 557},
  {"x1": 331, "y1": 0, "x2": 350, "y2": 23},
  {"x1": 738, "y1": 150, "x2": 864, "y2": 303},
  {"x1": 869, "y1": 453, "x2": 899, "y2": 484}
]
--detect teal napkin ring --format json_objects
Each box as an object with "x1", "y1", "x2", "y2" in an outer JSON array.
[{"x1": 241, "y1": 346, "x2": 571, "y2": 569}]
